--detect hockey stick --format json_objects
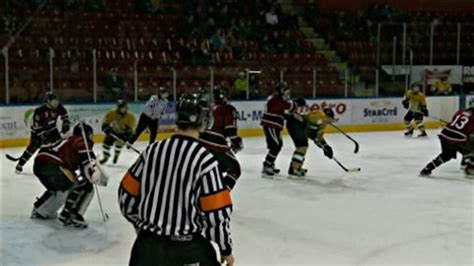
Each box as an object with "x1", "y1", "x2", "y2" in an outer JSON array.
[
  {"x1": 80, "y1": 123, "x2": 109, "y2": 223},
  {"x1": 110, "y1": 133, "x2": 141, "y2": 154},
  {"x1": 5, "y1": 154, "x2": 21, "y2": 161},
  {"x1": 412, "y1": 110, "x2": 449, "y2": 124},
  {"x1": 332, "y1": 156, "x2": 361, "y2": 173},
  {"x1": 328, "y1": 123, "x2": 360, "y2": 153}
]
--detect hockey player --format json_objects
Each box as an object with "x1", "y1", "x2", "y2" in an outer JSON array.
[
  {"x1": 200, "y1": 86, "x2": 243, "y2": 190},
  {"x1": 32, "y1": 122, "x2": 100, "y2": 228},
  {"x1": 261, "y1": 81, "x2": 295, "y2": 177},
  {"x1": 286, "y1": 98, "x2": 309, "y2": 177},
  {"x1": 402, "y1": 85, "x2": 429, "y2": 137},
  {"x1": 100, "y1": 100, "x2": 136, "y2": 164},
  {"x1": 420, "y1": 106, "x2": 474, "y2": 177},
  {"x1": 288, "y1": 106, "x2": 335, "y2": 178},
  {"x1": 127, "y1": 88, "x2": 169, "y2": 146},
  {"x1": 15, "y1": 92, "x2": 70, "y2": 173}
]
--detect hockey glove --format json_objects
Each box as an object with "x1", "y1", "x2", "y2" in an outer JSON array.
[
  {"x1": 62, "y1": 120, "x2": 71, "y2": 134},
  {"x1": 102, "y1": 124, "x2": 112, "y2": 134},
  {"x1": 315, "y1": 140, "x2": 333, "y2": 159},
  {"x1": 230, "y1": 136, "x2": 243, "y2": 153},
  {"x1": 422, "y1": 107, "x2": 429, "y2": 117},
  {"x1": 322, "y1": 144, "x2": 333, "y2": 159},
  {"x1": 402, "y1": 99, "x2": 409, "y2": 109}
]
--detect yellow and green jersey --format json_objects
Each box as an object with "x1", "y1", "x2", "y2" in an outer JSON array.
[
  {"x1": 304, "y1": 110, "x2": 331, "y2": 141},
  {"x1": 103, "y1": 109, "x2": 136, "y2": 135},
  {"x1": 404, "y1": 90, "x2": 427, "y2": 112}
]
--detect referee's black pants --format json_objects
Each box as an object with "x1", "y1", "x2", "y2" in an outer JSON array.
[
  {"x1": 129, "y1": 113, "x2": 159, "y2": 145},
  {"x1": 129, "y1": 231, "x2": 220, "y2": 266}
]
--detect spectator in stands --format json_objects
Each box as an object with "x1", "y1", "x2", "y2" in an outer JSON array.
[
  {"x1": 284, "y1": 10, "x2": 299, "y2": 30},
  {"x1": 104, "y1": 67, "x2": 125, "y2": 101},
  {"x1": 431, "y1": 76, "x2": 452, "y2": 95},
  {"x1": 1, "y1": 13, "x2": 17, "y2": 34},
  {"x1": 226, "y1": 31, "x2": 242, "y2": 59},
  {"x1": 282, "y1": 30, "x2": 299, "y2": 53},
  {"x1": 265, "y1": 7, "x2": 279, "y2": 26},
  {"x1": 210, "y1": 28, "x2": 226, "y2": 52},
  {"x1": 261, "y1": 34, "x2": 276, "y2": 53},
  {"x1": 303, "y1": 0, "x2": 320, "y2": 25},
  {"x1": 249, "y1": 74, "x2": 262, "y2": 99},
  {"x1": 196, "y1": 40, "x2": 212, "y2": 66},
  {"x1": 233, "y1": 72, "x2": 248, "y2": 99}
]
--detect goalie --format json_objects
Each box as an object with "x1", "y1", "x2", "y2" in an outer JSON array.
[{"x1": 31, "y1": 122, "x2": 108, "y2": 228}]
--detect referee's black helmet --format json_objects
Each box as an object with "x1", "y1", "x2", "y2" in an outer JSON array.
[{"x1": 176, "y1": 93, "x2": 208, "y2": 129}]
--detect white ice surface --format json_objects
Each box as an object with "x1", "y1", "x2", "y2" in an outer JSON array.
[{"x1": 1, "y1": 130, "x2": 473, "y2": 266}]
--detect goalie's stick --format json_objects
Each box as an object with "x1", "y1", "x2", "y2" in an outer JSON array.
[
  {"x1": 79, "y1": 123, "x2": 109, "y2": 222},
  {"x1": 328, "y1": 123, "x2": 360, "y2": 153},
  {"x1": 332, "y1": 156, "x2": 361, "y2": 173},
  {"x1": 110, "y1": 133, "x2": 141, "y2": 154},
  {"x1": 5, "y1": 154, "x2": 20, "y2": 161}
]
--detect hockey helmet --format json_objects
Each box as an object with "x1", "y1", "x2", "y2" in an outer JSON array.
[
  {"x1": 73, "y1": 122, "x2": 94, "y2": 140},
  {"x1": 213, "y1": 86, "x2": 228, "y2": 104},
  {"x1": 176, "y1": 93, "x2": 207, "y2": 129},
  {"x1": 159, "y1": 87, "x2": 169, "y2": 98},
  {"x1": 117, "y1": 99, "x2": 128, "y2": 114},
  {"x1": 412, "y1": 85, "x2": 421, "y2": 93},
  {"x1": 323, "y1": 108, "x2": 335, "y2": 120},
  {"x1": 45, "y1": 91, "x2": 59, "y2": 109},
  {"x1": 294, "y1": 98, "x2": 307, "y2": 107},
  {"x1": 275, "y1": 81, "x2": 289, "y2": 95}
]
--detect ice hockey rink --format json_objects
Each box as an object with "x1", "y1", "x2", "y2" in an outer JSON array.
[{"x1": 1, "y1": 129, "x2": 473, "y2": 266}]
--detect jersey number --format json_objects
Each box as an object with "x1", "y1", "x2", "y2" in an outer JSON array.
[{"x1": 450, "y1": 114, "x2": 469, "y2": 130}]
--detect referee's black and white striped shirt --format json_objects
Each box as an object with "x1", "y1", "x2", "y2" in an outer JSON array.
[{"x1": 118, "y1": 134, "x2": 233, "y2": 255}]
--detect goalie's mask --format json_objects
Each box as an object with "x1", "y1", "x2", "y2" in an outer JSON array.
[
  {"x1": 73, "y1": 122, "x2": 94, "y2": 141},
  {"x1": 45, "y1": 91, "x2": 59, "y2": 109},
  {"x1": 213, "y1": 86, "x2": 228, "y2": 104},
  {"x1": 323, "y1": 108, "x2": 335, "y2": 120},
  {"x1": 176, "y1": 93, "x2": 209, "y2": 130}
]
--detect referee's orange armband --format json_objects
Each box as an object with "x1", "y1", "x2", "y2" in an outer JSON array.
[
  {"x1": 121, "y1": 171, "x2": 141, "y2": 197},
  {"x1": 200, "y1": 189, "x2": 232, "y2": 212}
]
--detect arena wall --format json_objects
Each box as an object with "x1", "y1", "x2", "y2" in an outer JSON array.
[{"x1": 0, "y1": 96, "x2": 461, "y2": 148}]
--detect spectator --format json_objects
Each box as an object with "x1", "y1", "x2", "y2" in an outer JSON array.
[
  {"x1": 249, "y1": 74, "x2": 262, "y2": 99},
  {"x1": 265, "y1": 7, "x2": 279, "y2": 26},
  {"x1": 431, "y1": 76, "x2": 452, "y2": 95},
  {"x1": 104, "y1": 67, "x2": 125, "y2": 101},
  {"x1": 261, "y1": 35, "x2": 276, "y2": 53},
  {"x1": 226, "y1": 31, "x2": 242, "y2": 59},
  {"x1": 233, "y1": 72, "x2": 248, "y2": 99},
  {"x1": 283, "y1": 31, "x2": 299, "y2": 53},
  {"x1": 210, "y1": 28, "x2": 226, "y2": 52}
]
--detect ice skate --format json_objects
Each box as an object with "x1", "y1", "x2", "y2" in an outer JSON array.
[
  {"x1": 418, "y1": 131, "x2": 428, "y2": 138},
  {"x1": 15, "y1": 164, "x2": 23, "y2": 174},
  {"x1": 288, "y1": 168, "x2": 305, "y2": 179},
  {"x1": 404, "y1": 129, "x2": 414, "y2": 137},
  {"x1": 262, "y1": 165, "x2": 275, "y2": 178}
]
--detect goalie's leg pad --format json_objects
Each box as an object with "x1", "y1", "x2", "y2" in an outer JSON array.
[
  {"x1": 32, "y1": 190, "x2": 68, "y2": 219},
  {"x1": 59, "y1": 180, "x2": 94, "y2": 226}
]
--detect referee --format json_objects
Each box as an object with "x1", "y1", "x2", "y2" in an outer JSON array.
[
  {"x1": 119, "y1": 93, "x2": 234, "y2": 266},
  {"x1": 127, "y1": 87, "x2": 169, "y2": 146}
]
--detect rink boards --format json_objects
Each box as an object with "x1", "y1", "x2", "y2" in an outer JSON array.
[{"x1": 0, "y1": 95, "x2": 464, "y2": 147}]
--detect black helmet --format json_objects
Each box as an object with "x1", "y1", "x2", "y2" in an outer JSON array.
[
  {"x1": 275, "y1": 81, "x2": 289, "y2": 95},
  {"x1": 323, "y1": 108, "x2": 335, "y2": 119},
  {"x1": 45, "y1": 91, "x2": 58, "y2": 102},
  {"x1": 159, "y1": 87, "x2": 168, "y2": 95},
  {"x1": 213, "y1": 86, "x2": 228, "y2": 104},
  {"x1": 176, "y1": 93, "x2": 206, "y2": 129},
  {"x1": 73, "y1": 122, "x2": 94, "y2": 140},
  {"x1": 117, "y1": 99, "x2": 127, "y2": 108},
  {"x1": 294, "y1": 98, "x2": 306, "y2": 107}
]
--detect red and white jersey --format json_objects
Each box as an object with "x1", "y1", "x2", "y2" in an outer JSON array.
[
  {"x1": 35, "y1": 135, "x2": 95, "y2": 179},
  {"x1": 260, "y1": 94, "x2": 295, "y2": 129},
  {"x1": 439, "y1": 109, "x2": 474, "y2": 144},
  {"x1": 200, "y1": 103, "x2": 239, "y2": 153}
]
